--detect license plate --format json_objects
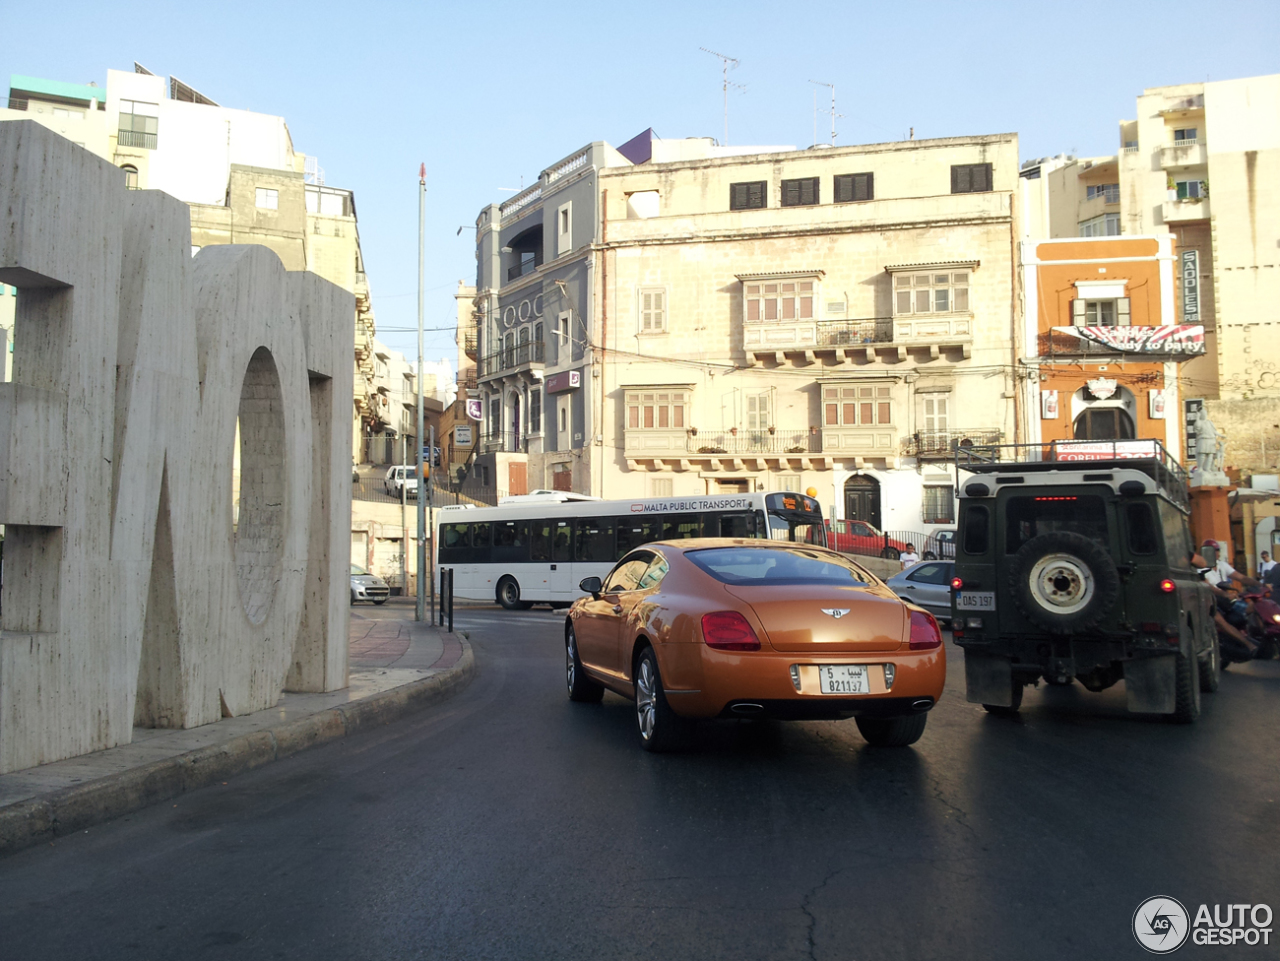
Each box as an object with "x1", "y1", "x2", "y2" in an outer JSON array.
[
  {"x1": 957, "y1": 591, "x2": 996, "y2": 611},
  {"x1": 818, "y1": 664, "x2": 869, "y2": 695}
]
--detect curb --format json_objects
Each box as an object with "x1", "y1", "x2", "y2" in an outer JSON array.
[{"x1": 0, "y1": 637, "x2": 475, "y2": 857}]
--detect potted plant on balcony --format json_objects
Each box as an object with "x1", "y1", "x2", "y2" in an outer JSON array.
[
  {"x1": 687, "y1": 426, "x2": 698, "y2": 437},
  {"x1": 768, "y1": 426, "x2": 776, "y2": 434}
]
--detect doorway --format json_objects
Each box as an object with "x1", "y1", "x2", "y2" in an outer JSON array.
[
  {"x1": 844, "y1": 475, "x2": 882, "y2": 529},
  {"x1": 1073, "y1": 407, "x2": 1135, "y2": 440}
]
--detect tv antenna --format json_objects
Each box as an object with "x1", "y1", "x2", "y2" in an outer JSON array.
[
  {"x1": 700, "y1": 47, "x2": 744, "y2": 145},
  {"x1": 808, "y1": 80, "x2": 843, "y2": 146}
]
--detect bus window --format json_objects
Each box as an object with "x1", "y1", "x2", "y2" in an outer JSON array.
[
  {"x1": 440, "y1": 523, "x2": 471, "y2": 563},
  {"x1": 713, "y1": 511, "x2": 758, "y2": 538},
  {"x1": 615, "y1": 517, "x2": 661, "y2": 559},
  {"x1": 551, "y1": 520, "x2": 573, "y2": 562},
  {"x1": 530, "y1": 521, "x2": 552, "y2": 562},
  {"x1": 471, "y1": 523, "x2": 492, "y2": 552},
  {"x1": 575, "y1": 518, "x2": 616, "y2": 563},
  {"x1": 663, "y1": 514, "x2": 704, "y2": 540},
  {"x1": 492, "y1": 520, "x2": 529, "y2": 563}
]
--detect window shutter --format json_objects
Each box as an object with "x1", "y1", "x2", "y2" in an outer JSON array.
[
  {"x1": 749, "y1": 181, "x2": 764, "y2": 208},
  {"x1": 783, "y1": 180, "x2": 799, "y2": 206},
  {"x1": 1117, "y1": 297, "x2": 1131, "y2": 326},
  {"x1": 861, "y1": 173, "x2": 874, "y2": 201},
  {"x1": 973, "y1": 164, "x2": 990, "y2": 192},
  {"x1": 801, "y1": 177, "x2": 817, "y2": 205},
  {"x1": 951, "y1": 166, "x2": 964, "y2": 193},
  {"x1": 1072, "y1": 299, "x2": 1086, "y2": 326}
]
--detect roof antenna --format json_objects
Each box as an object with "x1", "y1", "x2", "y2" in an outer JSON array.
[
  {"x1": 700, "y1": 47, "x2": 744, "y2": 146},
  {"x1": 808, "y1": 80, "x2": 842, "y2": 145}
]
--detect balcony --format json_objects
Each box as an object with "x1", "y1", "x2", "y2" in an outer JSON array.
[
  {"x1": 117, "y1": 128, "x2": 157, "y2": 150},
  {"x1": 481, "y1": 431, "x2": 534, "y2": 454},
  {"x1": 1042, "y1": 325, "x2": 1205, "y2": 359},
  {"x1": 904, "y1": 429, "x2": 1002, "y2": 459},
  {"x1": 1163, "y1": 196, "x2": 1210, "y2": 224},
  {"x1": 623, "y1": 427, "x2": 825, "y2": 471},
  {"x1": 478, "y1": 340, "x2": 546, "y2": 380},
  {"x1": 506, "y1": 258, "x2": 538, "y2": 282},
  {"x1": 463, "y1": 329, "x2": 478, "y2": 360},
  {"x1": 744, "y1": 315, "x2": 970, "y2": 366},
  {"x1": 1159, "y1": 140, "x2": 1207, "y2": 170}
]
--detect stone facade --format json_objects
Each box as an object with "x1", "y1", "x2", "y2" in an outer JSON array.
[{"x1": 473, "y1": 132, "x2": 1020, "y2": 534}]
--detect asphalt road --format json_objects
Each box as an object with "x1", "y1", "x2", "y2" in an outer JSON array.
[{"x1": 2, "y1": 603, "x2": 1278, "y2": 961}]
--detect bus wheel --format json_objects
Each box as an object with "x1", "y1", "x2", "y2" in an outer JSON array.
[{"x1": 498, "y1": 576, "x2": 525, "y2": 611}]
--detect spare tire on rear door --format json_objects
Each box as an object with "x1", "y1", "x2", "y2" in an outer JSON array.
[{"x1": 1008, "y1": 531, "x2": 1119, "y2": 633}]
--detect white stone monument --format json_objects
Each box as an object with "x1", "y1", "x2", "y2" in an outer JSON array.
[{"x1": 0, "y1": 120, "x2": 353, "y2": 773}]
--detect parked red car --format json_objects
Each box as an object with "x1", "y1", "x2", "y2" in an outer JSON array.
[{"x1": 825, "y1": 520, "x2": 914, "y2": 560}]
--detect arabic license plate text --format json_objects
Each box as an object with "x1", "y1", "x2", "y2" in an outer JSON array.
[{"x1": 818, "y1": 664, "x2": 869, "y2": 695}]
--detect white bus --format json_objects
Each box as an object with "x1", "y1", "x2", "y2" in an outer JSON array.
[{"x1": 435, "y1": 491, "x2": 826, "y2": 609}]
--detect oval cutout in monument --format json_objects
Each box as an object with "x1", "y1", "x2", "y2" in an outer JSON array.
[{"x1": 234, "y1": 346, "x2": 287, "y2": 625}]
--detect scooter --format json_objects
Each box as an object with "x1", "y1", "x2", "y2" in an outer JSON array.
[{"x1": 1243, "y1": 591, "x2": 1280, "y2": 660}]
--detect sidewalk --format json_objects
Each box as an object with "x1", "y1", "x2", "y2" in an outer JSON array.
[{"x1": 0, "y1": 600, "x2": 473, "y2": 855}]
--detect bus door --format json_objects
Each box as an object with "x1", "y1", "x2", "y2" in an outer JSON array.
[{"x1": 532, "y1": 518, "x2": 576, "y2": 599}]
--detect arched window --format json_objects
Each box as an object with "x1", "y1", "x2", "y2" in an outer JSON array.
[
  {"x1": 120, "y1": 164, "x2": 139, "y2": 190},
  {"x1": 1073, "y1": 407, "x2": 1135, "y2": 440}
]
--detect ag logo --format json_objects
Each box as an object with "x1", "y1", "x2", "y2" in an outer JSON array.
[{"x1": 1133, "y1": 896, "x2": 1190, "y2": 954}]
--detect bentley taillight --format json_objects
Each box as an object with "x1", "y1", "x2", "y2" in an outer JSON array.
[
  {"x1": 702, "y1": 611, "x2": 761, "y2": 651},
  {"x1": 909, "y1": 610, "x2": 942, "y2": 651}
]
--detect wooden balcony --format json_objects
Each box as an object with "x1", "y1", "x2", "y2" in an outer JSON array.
[{"x1": 744, "y1": 315, "x2": 971, "y2": 367}]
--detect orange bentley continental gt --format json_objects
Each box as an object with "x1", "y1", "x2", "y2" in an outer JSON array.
[{"x1": 565, "y1": 538, "x2": 946, "y2": 751}]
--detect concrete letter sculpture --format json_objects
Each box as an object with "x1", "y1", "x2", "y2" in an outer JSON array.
[{"x1": 0, "y1": 121, "x2": 353, "y2": 772}]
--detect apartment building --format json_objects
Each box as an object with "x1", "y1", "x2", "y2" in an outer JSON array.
[
  {"x1": 470, "y1": 130, "x2": 1021, "y2": 533},
  {"x1": 1020, "y1": 73, "x2": 1280, "y2": 471},
  {"x1": 1, "y1": 66, "x2": 383, "y2": 460}
]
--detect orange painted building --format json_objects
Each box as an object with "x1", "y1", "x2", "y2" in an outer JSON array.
[{"x1": 1019, "y1": 235, "x2": 1202, "y2": 458}]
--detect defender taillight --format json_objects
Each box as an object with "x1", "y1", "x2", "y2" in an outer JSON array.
[
  {"x1": 950, "y1": 576, "x2": 964, "y2": 591},
  {"x1": 702, "y1": 611, "x2": 761, "y2": 651},
  {"x1": 1159, "y1": 578, "x2": 1176, "y2": 593},
  {"x1": 909, "y1": 610, "x2": 942, "y2": 651}
]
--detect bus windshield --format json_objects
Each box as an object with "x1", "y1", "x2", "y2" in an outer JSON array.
[{"x1": 763, "y1": 492, "x2": 827, "y2": 547}]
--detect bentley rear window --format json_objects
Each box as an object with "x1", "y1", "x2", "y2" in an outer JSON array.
[{"x1": 687, "y1": 547, "x2": 870, "y2": 586}]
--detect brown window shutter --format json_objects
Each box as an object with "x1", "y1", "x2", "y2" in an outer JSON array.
[
  {"x1": 801, "y1": 177, "x2": 817, "y2": 205},
  {"x1": 863, "y1": 173, "x2": 874, "y2": 200}
]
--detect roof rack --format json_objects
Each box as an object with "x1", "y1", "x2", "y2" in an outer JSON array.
[{"x1": 956, "y1": 440, "x2": 1189, "y2": 510}]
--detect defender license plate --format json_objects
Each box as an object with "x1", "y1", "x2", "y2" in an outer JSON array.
[
  {"x1": 818, "y1": 665, "x2": 869, "y2": 695},
  {"x1": 958, "y1": 591, "x2": 996, "y2": 611}
]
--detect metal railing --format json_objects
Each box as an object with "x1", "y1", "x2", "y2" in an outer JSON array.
[
  {"x1": 814, "y1": 317, "x2": 895, "y2": 346},
  {"x1": 117, "y1": 129, "x2": 157, "y2": 149},
  {"x1": 463, "y1": 329, "x2": 478, "y2": 357},
  {"x1": 1172, "y1": 137, "x2": 1200, "y2": 147},
  {"x1": 904, "y1": 429, "x2": 1002, "y2": 457},
  {"x1": 479, "y1": 340, "x2": 545, "y2": 377},
  {"x1": 507, "y1": 259, "x2": 538, "y2": 282},
  {"x1": 688, "y1": 430, "x2": 821, "y2": 455},
  {"x1": 955, "y1": 439, "x2": 1189, "y2": 510},
  {"x1": 1087, "y1": 185, "x2": 1121, "y2": 204}
]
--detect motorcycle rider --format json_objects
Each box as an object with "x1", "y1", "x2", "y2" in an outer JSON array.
[{"x1": 1191, "y1": 549, "x2": 1260, "y2": 660}]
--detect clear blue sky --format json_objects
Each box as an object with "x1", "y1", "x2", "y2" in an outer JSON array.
[{"x1": 6, "y1": 0, "x2": 1277, "y2": 364}]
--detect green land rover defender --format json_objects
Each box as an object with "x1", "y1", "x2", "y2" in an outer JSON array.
[{"x1": 951, "y1": 441, "x2": 1217, "y2": 723}]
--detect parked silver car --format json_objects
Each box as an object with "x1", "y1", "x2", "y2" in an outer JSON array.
[
  {"x1": 350, "y1": 564, "x2": 390, "y2": 605},
  {"x1": 885, "y1": 560, "x2": 954, "y2": 624}
]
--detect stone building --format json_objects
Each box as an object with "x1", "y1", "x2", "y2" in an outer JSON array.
[
  {"x1": 1020, "y1": 72, "x2": 1280, "y2": 472},
  {"x1": 2, "y1": 65, "x2": 382, "y2": 461},
  {"x1": 469, "y1": 130, "x2": 1022, "y2": 535}
]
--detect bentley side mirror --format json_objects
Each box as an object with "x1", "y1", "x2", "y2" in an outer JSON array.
[{"x1": 579, "y1": 576, "x2": 603, "y2": 598}]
